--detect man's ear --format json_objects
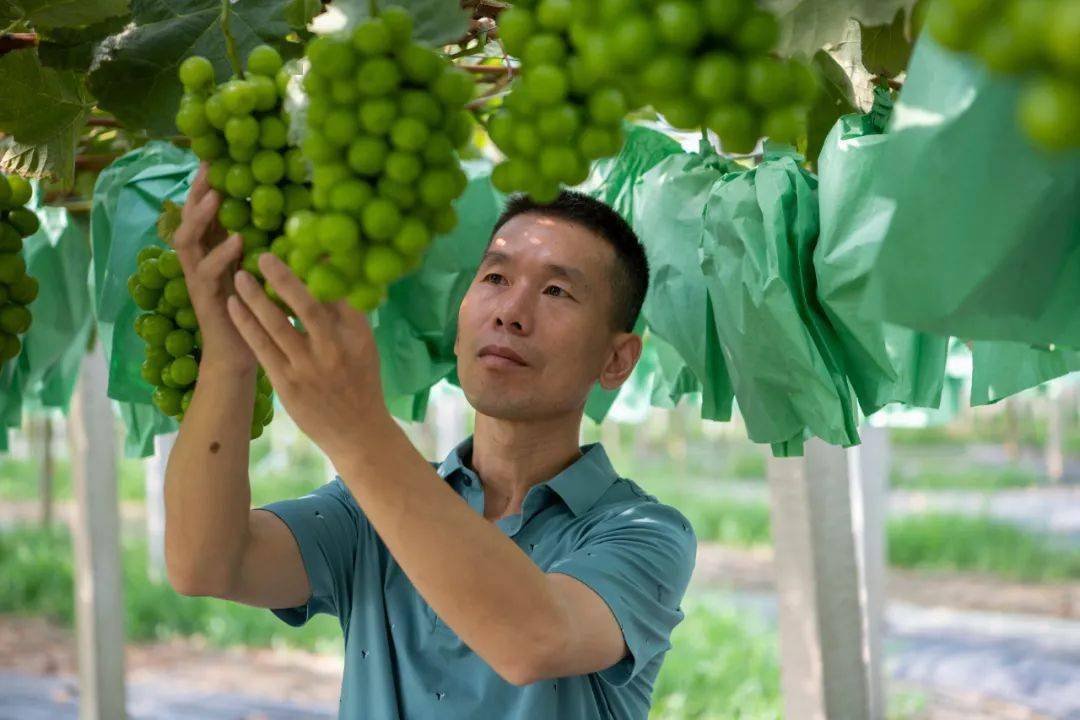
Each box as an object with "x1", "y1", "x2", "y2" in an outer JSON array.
[{"x1": 598, "y1": 333, "x2": 643, "y2": 391}]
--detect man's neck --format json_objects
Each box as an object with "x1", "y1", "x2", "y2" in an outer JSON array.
[{"x1": 469, "y1": 412, "x2": 584, "y2": 520}]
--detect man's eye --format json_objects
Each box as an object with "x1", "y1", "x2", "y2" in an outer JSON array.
[
  {"x1": 545, "y1": 286, "x2": 569, "y2": 297},
  {"x1": 484, "y1": 273, "x2": 504, "y2": 284}
]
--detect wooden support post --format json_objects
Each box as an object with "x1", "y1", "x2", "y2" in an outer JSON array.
[
  {"x1": 69, "y1": 345, "x2": 127, "y2": 720},
  {"x1": 33, "y1": 415, "x2": 55, "y2": 529},
  {"x1": 848, "y1": 426, "x2": 890, "y2": 720},
  {"x1": 144, "y1": 431, "x2": 177, "y2": 583},
  {"x1": 767, "y1": 438, "x2": 872, "y2": 720}
]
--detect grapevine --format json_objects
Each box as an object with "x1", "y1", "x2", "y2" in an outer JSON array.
[{"x1": 0, "y1": 173, "x2": 40, "y2": 366}]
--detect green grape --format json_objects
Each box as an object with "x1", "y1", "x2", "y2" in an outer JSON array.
[
  {"x1": 307, "y1": 264, "x2": 349, "y2": 302},
  {"x1": 163, "y1": 277, "x2": 191, "y2": 308},
  {"x1": 240, "y1": 227, "x2": 270, "y2": 252},
  {"x1": 692, "y1": 53, "x2": 740, "y2": 103},
  {"x1": 225, "y1": 116, "x2": 260, "y2": 148},
  {"x1": 317, "y1": 213, "x2": 361, "y2": 253},
  {"x1": 498, "y1": 7, "x2": 534, "y2": 56},
  {"x1": 359, "y1": 98, "x2": 399, "y2": 135},
  {"x1": 252, "y1": 185, "x2": 286, "y2": 216},
  {"x1": 165, "y1": 328, "x2": 195, "y2": 358},
  {"x1": 385, "y1": 152, "x2": 422, "y2": 183},
  {"x1": 364, "y1": 246, "x2": 405, "y2": 284},
  {"x1": 175, "y1": 307, "x2": 199, "y2": 330},
  {"x1": 708, "y1": 105, "x2": 757, "y2": 153},
  {"x1": 157, "y1": 250, "x2": 183, "y2": 279},
  {"x1": 251, "y1": 150, "x2": 286, "y2": 185},
  {"x1": 220, "y1": 80, "x2": 257, "y2": 115},
  {"x1": 180, "y1": 56, "x2": 215, "y2": 90},
  {"x1": 656, "y1": 1, "x2": 706, "y2": 49},
  {"x1": 523, "y1": 34, "x2": 568, "y2": 67},
  {"x1": 225, "y1": 163, "x2": 256, "y2": 199},
  {"x1": 247, "y1": 44, "x2": 284, "y2": 77},
  {"x1": 284, "y1": 184, "x2": 313, "y2": 215},
  {"x1": 391, "y1": 218, "x2": 431, "y2": 256},
  {"x1": 0, "y1": 305, "x2": 31, "y2": 334},
  {"x1": 153, "y1": 386, "x2": 183, "y2": 416},
  {"x1": 7, "y1": 208, "x2": 39, "y2": 237},
  {"x1": 735, "y1": 9, "x2": 779, "y2": 53},
  {"x1": 362, "y1": 198, "x2": 402, "y2": 241},
  {"x1": 218, "y1": 198, "x2": 251, "y2": 231},
  {"x1": 191, "y1": 134, "x2": 225, "y2": 160},
  {"x1": 6, "y1": 175, "x2": 31, "y2": 206},
  {"x1": 207, "y1": 158, "x2": 232, "y2": 190},
  {"x1": 704, "y1": 0, "x2": 748, "y2": 35},
  {"x1": 250, "y1": 74, "x2": 278, "y2": 111},
  {"x1": 357, "y1": 58, "x2": 402, "y2": 96},
  {"x1": 347, "y1": 136, "x2": 390, "y2": 175},
  {"x1": 259, "y1": 116, "x2": 289, "y2": 150},
  {"x1": 175, "y1": 100, "x2": 210, "y2": 136},
  {"x1": 353, "y1": 18, "x2": 392, "y2": 56},
  {"x1": 1047, "y1": 0, "x2": 1080, "y2": 75},
  {"x1": 398, "y1": 45, "x2": 443, "y2": 84},
  {"x1": 1018, "y1": 78, "x2": 1080, "y2": 150},
  {"x1": 139, "y1": 314, "x2": 174, "y2": 348}
]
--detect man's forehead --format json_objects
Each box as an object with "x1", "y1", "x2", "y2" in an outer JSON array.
[{"x1": 487, "y1": 213, "x2": 614, "y2": 269}]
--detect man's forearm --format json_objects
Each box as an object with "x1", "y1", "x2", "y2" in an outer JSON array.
[
  {"x1": 164, "y1": 354, "x2": 257, "y2": 595},
  {"x1": 334, "y1": 416, "x2": 563, "y2": 682}
]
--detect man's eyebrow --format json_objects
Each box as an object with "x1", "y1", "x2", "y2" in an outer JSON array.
[{"x1": 480, "y1": 250, "x2": 587, "y2": 286}]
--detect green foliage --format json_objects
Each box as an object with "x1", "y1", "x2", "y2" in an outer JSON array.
[
  {"x1": 888, "y1": 513, "x2": 1080, "y2": 582},
  {"x1": 0, "y1": 525, "x2": 341, "y2": 651},
  {"x1": 88, "y1": 0, "x2": 308, "y2": 135},
  {"x1": 891, "y1": 465, "x2": 1041, "y2": 491},
  {"x1": 761, "y1": 0, "x2": 916, "y2": 57},
  {"x1": 0, "y1": 0, "x2": 128, "y2": 30},
  {"x1": 860, "y1": 7, "x2": 914, "y2": 77},
  {"x1": 0, "y1": 50, "x2": 94, "y2": 185},
  {"x1": 805, "y1": 50, "x2": 859, "y2": 164},
  {"x1": 652, "y1": 599, "x2": 782, "y2": 720}
]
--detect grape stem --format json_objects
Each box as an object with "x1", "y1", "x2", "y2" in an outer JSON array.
[
  {"x1": 369, "y1": 0, "x2": 378, "y2": 17},
  {"x1": 459, "y1": 63, "x2": 517, "y2": 76},
  {"x1": 220, "y1": 0, "x2": 244, "y2": 79}
]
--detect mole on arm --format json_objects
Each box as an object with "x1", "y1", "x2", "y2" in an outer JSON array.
[{"x1": 209, "y1": 441, "x2": 221, "y2": 453}]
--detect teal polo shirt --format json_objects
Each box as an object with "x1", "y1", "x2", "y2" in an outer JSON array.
[{"x1": 260, "y1": 437, "x2": 697, "y2": 719}]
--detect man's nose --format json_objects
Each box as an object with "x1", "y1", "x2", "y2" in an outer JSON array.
[{"x1": 494, "y1": 286, "x2": 532, "y2": 334}]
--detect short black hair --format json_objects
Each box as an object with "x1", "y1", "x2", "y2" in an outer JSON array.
[{"x1": 489, "y1": 191, "x2": 649, "y2": 333}]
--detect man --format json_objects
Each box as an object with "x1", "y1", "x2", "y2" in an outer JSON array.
[{"x1": 165, "y1": 162, "x2": 697, "y2": 719}]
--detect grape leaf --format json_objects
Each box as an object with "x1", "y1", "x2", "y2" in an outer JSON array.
[
  {"x1": 0, "y1": 49, "x2": 92, "y2": 185},
  {"x1": 859, "y1": 8, "x2": 912, "y2": 78},
  {"x1": 37, "y1": 13, "x2": 132, "y2": 71},
  {"x1": 0, "y1": 0, "x2": 128, "y2": 30},
  {"x1": 761, "y1": 0, "x2": 915, "y2": 57},
  {"x1": 804, "y1": 50, "x2": 858, "y2": 166},
  {"x1": 88, "y1": 0, "x2": 305, "y2": 136},
  {"x1": 321, "y1": 0, "x2": 470, "y2": 47}
]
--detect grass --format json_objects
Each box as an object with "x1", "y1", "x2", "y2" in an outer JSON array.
[
  {"x1": 0, "y1": 525, "x2": 342, "y2": 654},
  {"x1": 652, "y1": 493, "x2": 1080, "y2": 582},
  {"x1": 891, "y1": 421, "x2": 1080, "y2": 454},
  {"x1": 0, "y1": 437, "x2": 331, "y2": 509},
  {"x1": 887, "y1": 514, "x2": 1080, "y2": 582},
  {"x1": 890, "y1": 465, "x2": 1042, "y2": 491}
]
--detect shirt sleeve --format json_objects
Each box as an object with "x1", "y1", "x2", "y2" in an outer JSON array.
[
  {"x1": 547, "y1": 501, "x2": 697, "y2": 687},
  {"x1": 258, "y1": 476, "x2": 368, "y2": 627}
]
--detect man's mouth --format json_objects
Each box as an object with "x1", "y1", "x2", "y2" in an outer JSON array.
[{"x1": 478, "y1": 345, "x2": 528, "y2": 367}]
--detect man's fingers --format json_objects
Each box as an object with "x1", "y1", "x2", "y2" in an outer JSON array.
[
  {"x1": 187, "y1": 162, "x2": 211, "y2": 207},
  {"x1": 257, "y1": 253, "x2": 335, "y2": 347},
  {"x1": 226, "y1": 294, "x2": 290, "y2": 380},
  {"x1": 198, "y1": 233, "x2": 243, "y2": 285},
  {"x1": 233, "y1": 269, "x2": 310, "y2": 363},
  {"x1": 174, "y1": 186, "x2": 221, "y2": 271}
]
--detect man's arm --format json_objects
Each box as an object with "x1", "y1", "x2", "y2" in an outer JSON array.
[{"x1": 163, "y1": 163, "x2": 309, "y2": 609}]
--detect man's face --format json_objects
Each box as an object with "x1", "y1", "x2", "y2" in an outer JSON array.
[{"x1": 454, "y1": 213, "x2": 631, "y2": 422}]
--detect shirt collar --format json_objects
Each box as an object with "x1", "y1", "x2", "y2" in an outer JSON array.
[{"x1": 436, "y1": 435, "x2": 620, "y2": 516}]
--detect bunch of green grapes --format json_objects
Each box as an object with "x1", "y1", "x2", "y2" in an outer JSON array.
[
  {"x1": 128, "y1": 246, "x2": 275, "y2": 438},
  {"x1": 0, "y1": 173, "x2": 40, "y2": 365},
  {"x1": 176, "y1": 44, "x2": 312, "y2": 305},
  {"x1": 292, "y1": 7, "x2": 474, "y2": 310},
  {"x1": 489, "y1": 0, "x2": 817, "y2": 197},
  {"x1": 927, "y1": 0, "x2": 1080, "y2": 150},
  {"x1": 486, "y1": 0, "x2": 628, "y2": 200}
]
